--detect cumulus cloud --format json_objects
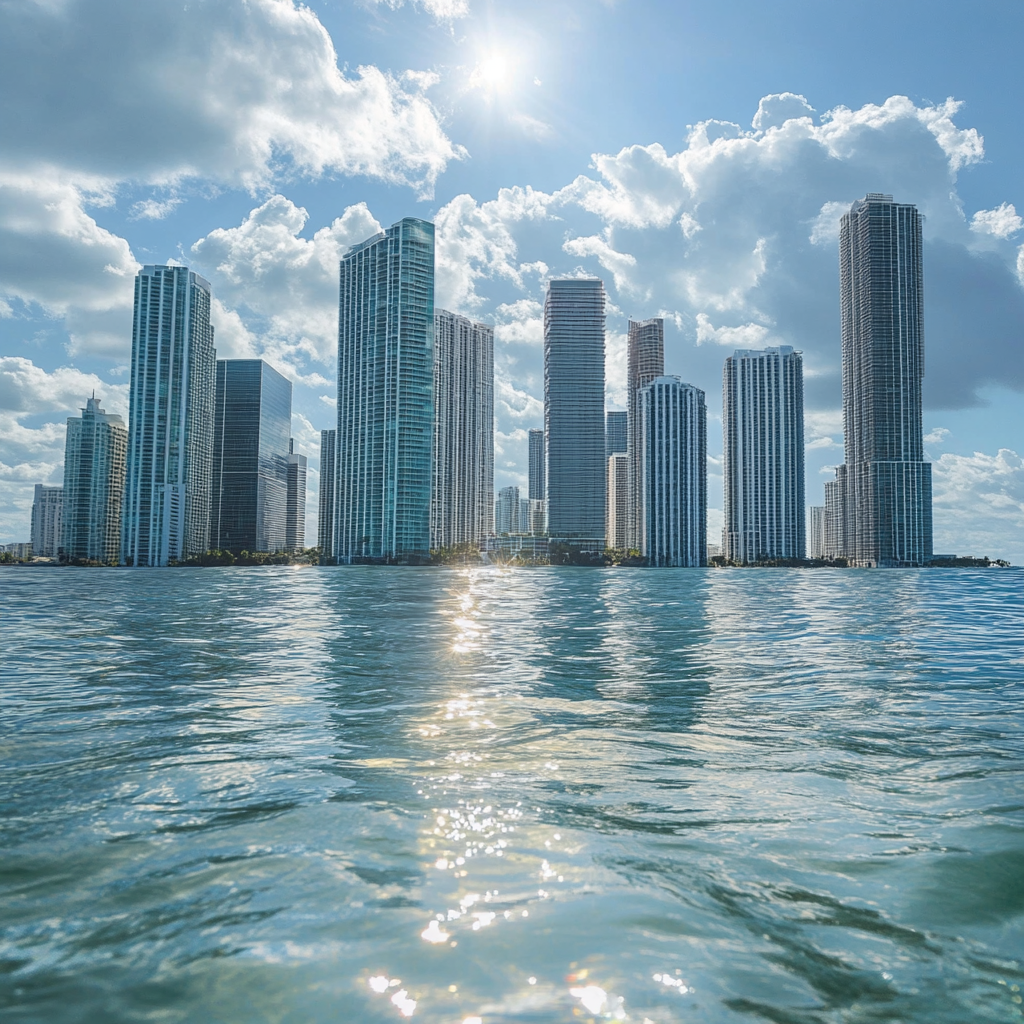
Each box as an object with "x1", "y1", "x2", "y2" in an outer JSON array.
[
  {"x1": 970, "y1": 203, "x2": 1023, "y2": 239},
  {"x1": 0, "y1": 0, "x2": 463, "y2": 195},
  {"x1": 366, "y1": 0, "x2": 470, "y2": 19},
  {"x1": 751, "y1": 92, "x2": 816, "y2": 131}
]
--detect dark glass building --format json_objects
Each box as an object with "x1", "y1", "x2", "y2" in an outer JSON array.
[
  {"x1": 528, "y1": 428, "x2": 546, "y2": 501},
  {"x1": 318, "y1": 429, "x2": 336, "y2": 561},
  {"x1": 211, "y1": 359, "x2": 292, "y2": 553},
  {"x1": 285, "y1": 439, "x2": 307, "y2": 553},
  {"x1": 605, "y1": 410, "x2": 627, "y2": 457}
]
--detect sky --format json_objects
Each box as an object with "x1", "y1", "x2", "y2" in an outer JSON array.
[{"x1": 1, "y1": 0, "x2": 1022, "y2": 561}]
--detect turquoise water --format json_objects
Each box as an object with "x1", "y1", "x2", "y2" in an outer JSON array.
[{"x1": 1, "y1": 567, "x2": 1023, "y2": 1023}]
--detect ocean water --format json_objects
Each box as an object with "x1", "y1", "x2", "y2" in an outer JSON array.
[{"x1": 1, "y1": 567, "x2": 1023, "y2": 1024}]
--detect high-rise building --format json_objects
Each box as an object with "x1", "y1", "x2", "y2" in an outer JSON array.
[
  {"x1": 544, "y1": 278, "x2": 606, "y2": 549},
  {"x1": 335, "y1": 219, "x2": 434, "y2": 563},
  {"x1": 495, "y1": 485, "x2": 523, "y2": 535},
  {"x1": 605, "y1": 411, "x2": 627, "y2": 459},
  {"x1": 431, "y1": 310, "x2": 494, "y2": 551},
  {"x1": 606, "y1": 453, "x2": 628, "y2": 550},
  {"x1": 286, "y1": 439, "x2": 307, "y2": 553},
  {"x1": 30, "y1": 484, "x2": 63, "y2": 558},
  {"x1": 835, "y1": 194, "x2": 932, "y2": 566},
  {"x1": 528, "y1": 428, "x2": 546, "y2": 501},
  {"x1": 627, "y1": 318, "x2": 664, "y2": 549},
  {"x1": 122, "y1": 266, "x2": 215, "y2": 566},
  {"x1": 808, "y1": 506, "x2": 826, "y2": 560},
  {"x1": 528, "y1": 498, "x2": 548, "y2": 536},
  {"x1": 318, "y1": 429, "x2": 336, "y2": 561},
  {"x1": 639, "y1": 376, "x2": 706, "y2": 567},
  {"x1": 722, "y1": 346, "x2": 805, "y2": 563},
  {"x1": 823, "y1": 478, "x2": 844, "y2": 560},
  {"x1": 211, "y1": 359, "x2": 291, "y2": 554},
  {"x1": 61, "y1": 397, "x2": 127, "y2": 563}
]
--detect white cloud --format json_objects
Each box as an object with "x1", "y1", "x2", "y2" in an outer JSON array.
[
  {"x1": 129, "y1": 198, "x2": 182, "y2": 221},
  {"x1": 694, "y1": 313, "x2": 771, "y2": 348},
  {"x1": 0, "y1": 0, "x2": 463, "y2": 196},
  {"x1": 562, "y1": 234, "x2": 638, "y2": 294},
  {"x1": 924, "y1": 427, "x2": 951, "y2": 445},
  {"x1": 751, "y1": 92, "x2": 815, "y2": 131},
  {"x1": 0, "y1": 356, "x2": 127, "y2": 418},
  {"x1": 970, "y1": 203, "x2": 1022, "y2": 239},
  {"x1": 510, "y1": 113, "x2": 555, "y2": 140},
  {"x1": 365, "y1": 0, "x2": 470, "y2": 19}
]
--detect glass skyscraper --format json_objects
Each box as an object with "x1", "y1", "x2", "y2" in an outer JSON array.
[
  {"x1": 722, "y1": 346, "x2": 805, "y2": 562},
  {"x1": 431, "y1": 309, "x2": 493, "y2": 551},
  {"x1": 30, "y1": 484, "x2": 63, "y2": 559},
  {"x1": 285, "y1": 439, "x2": 307, "y2": 553},
  {"x1": 835, "y1": 194, "x2": 932, "y2": 567},
  {"x1": 122, "y1": 266, "x2": 215, "y2": 567},
  {"x1": 318, "y1": 429, "x2": 336, "y2": 561},
  {"x1": 62, "y1": 396, "x2": 127, "y2": 564},
  {"x1": 528, "y1": 428, "x2": 545, "y2": 501},
  {"x1": 605, "y1": 411, "x2": 627, "y2": 458},
  {"x1": 335, "y1": 218, "x2": 434, "y2": 563},
  {"x1": 639, "y1": 376, "x2": 706, "y2": 567},
  {"x1": 544, "y1": 278, "x2": 606, "y2": 549},
  {"x1": 211, "y1": 359, "x2": 292, "y2": 553},
  {"x1": 627, "y1": 318, "x2": 664, "y2": 550}
]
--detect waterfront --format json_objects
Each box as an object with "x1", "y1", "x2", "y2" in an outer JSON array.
[{"x1": 1, "y1": 568, "x2": 1022, "y2": 1022}]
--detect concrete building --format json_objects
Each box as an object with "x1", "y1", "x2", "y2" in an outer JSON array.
[
  {"x1": 285, "y1": 439, "x2": 307, "y2": 553},
  {"x1": 61, "y1": 397, "x2": 127, "y2": 563},
  {"x1": 335, "y1": 218, "x2": 434, "y2": 563},
  {"x1": 211, "y1": 359, "x2": 291, "y2": 554},
  {"x1": 528, "y1": 498, "x2": 547, "y2": 536},
  {"x1": 823, "y1": 478, "x2": 844, "y2": 560},
  {"x1": 318, "y1": 429, "x2": 336, "y2": 561},
  {"x1": 544, "y1": 279, "x2": 606, "y2": 550},
  {"x1": 495, "y1": 485, "x2": 530, "y2": 535},
  {"x1": 605, "y1": 411, "x2": 627, "y2": 459},
  {"x1": 122, "y1": 266, "x2": 215, "y2": 566},
  {"x1": 528, "y1": 428, "x2": 546, "y2": 501},
  {"x1": 30, "y1": 484, "x2": 63, "y2": 559},
  {"x1": 606, "y1": 452, "x2": 628, "y2": 550},
  {"x1": 639, "y1": 376, "x2": 706, "y2": 567},
  {"x1": 431, "y1": 310, "x2": 494, "y2": 551},
  {"x1": 722, "y1": 346, "x2": 805, "y2": 563},
  {"x1": 834, "y1": 194, "x2": 932, "y2": 566},
  {"x1": 808, "y1": 506, "x2": 826, "y2": 560},
  {"x1": 627, "y1": 318, "x2": 664, "y2": 550}
]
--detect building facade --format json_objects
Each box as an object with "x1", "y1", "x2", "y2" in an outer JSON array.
[
  {"x1": 544, "y1": 278, "x2": 606, "y2": 549},
  {"x1": 30, "y1": 484, "x2": 63, "y2": 558},
  {"x1": 823, "y1": 478, "x2": 845, "y2": 560},
  {"x1": 61, "y1": 397, "x2": 127, "y2": 563},
  {"x1": 431, "y1": 309, "x2": 494, "y2": 551},
  {"x1": 122, "y1": 266, "x2": 216, "y2": 566},
  {"x1": 606, "y1": 452, "x2": 628, "y2": 550},
  {"x1": 335, "y1": 219, "x2": 434, "y2": 563},
  {"x1": 835, "y1": 194, "x2": 932, "y2": 566},
  {"x1": 639, "y1": 376, "x2": 706, "y2": 567},
  {"x1": 605, "y1": 411, "x2": 627, "y2": 459},
  {"x1": 627, "y1": 318, "x2": 665, "y2": 550},
  {"x1": 808, "y1": 506, "x2": 826, "y2": 560},
  {"x1": 528, "y1": 428, "x2": 546, "y2": 501},
  {"x1": 318, "y1": 429, "x2": 336, "y2": 561},
  {"x1": 722, "y1": 346, "x2": 805, "y2": 563},
  {"x1": 495, "y1": 485, "x2": 530, "y2": 535},
  {"x1": 286, "y1": 439, "x2": 307, "y2": 553},
  {"x1": 211, "y1": 359, "x2": 291, "y2": 554}
]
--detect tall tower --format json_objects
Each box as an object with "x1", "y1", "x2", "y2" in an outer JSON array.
[
  {"x1": 62, "y1": 396, "x2": 127, "y2": 563},
  {"x1": 528, "y1": 429, "x2": 546, "y2": 501},
  {"x1": 30, "y1": 485, "x2": 63, "y2": 558},
  {"x1": 544, "y1": 278, "x2": 606, "y2": 550},
  {"x1": 605, "y1": 411, "x2": 627, "y2": 458},
  {"x1": 722, "y1": 346, "x2": 805, "y2": 563},
  {"x1": 318, "y1": 429, "x2": 337, "y2": 562},
  {"x1": 837, "y1": 194, "x2": 931, "y2": 566},
  {"x1": 639, "y1": 376, "x2": 706, "y2": 567},
  {"x1": 122, "y1": 266, "x2": 215, "y2": 566},
  {"x1": 285, "y1": 439, "x2": 307, "y2": 553},
  {"x1": 336, "y1": 218, "x2": 434, "y2": 563},
  {"x1": 606, "y1": 453, "x2": 628, "y2": 550},
  {"x1": 627, "y1": 318, "x2": 664, "y2": 550},
  {"x1": 431, "y1": 309, "x2": 494, "y2": 551},
  {"x1": 211, "y1": 359, "x2": 292, "y2": 554}
]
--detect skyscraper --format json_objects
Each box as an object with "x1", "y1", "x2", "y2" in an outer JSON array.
[
  {"x1": 336, "y1": 218, "x2": 434, "y2": 563},
  {"x1": 722, "y1": 346, "x2": 805, "y2": 562},
  {"x1": 30, "y1": 484, "x2": 63, "y2": 558},
  {"x1": 544, "y1": 278, "x2": 606, "y2": 549},
  {"x1": 639, "y1": 376, "x2": 706, "y2": 567},
  {"x1": 808, "y1": 506, "x2": 826, "y2": 560},
  {"x1": 61, "y1": 396, "x2": 127, "y2": 563},
  {"x1": 122, "y1": 266, "x2": 215, "y2": 567},
  {"x1": 627, "y1": 318, "x2": 664, "y2": 549},
  {"x1": 605, "y1": 411, "x2": 627, "y2": 458},
  {"x1": 318, "y1": 429, "x2": 336, "y2": 562},
  {"x1": 285, "y1": 439, "x2": 307, "y2": 553},
  {"x1": 823, "y1": 478, "x2": 844, "y2": 559},
  {"x1": 606, "y1": 452, "x2": 628, "y2": 550},
  {"x1": 211, "y1": 359, "x2": 291, "y2": 554},
  {"x1": 431, "y1": 309, "x2": 494, "y2": 551},
  {"x1": 528, "y1": 429, "x2": 546, "y2": 501},
  {"x1": 495, "y1": 485, "x2": 528, "y2": 536},
  {"x1": 834, "y1": 194, "x2": 931, "y2": 567}
]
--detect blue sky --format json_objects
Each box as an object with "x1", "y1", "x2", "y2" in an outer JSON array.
[{"x1": 1, "y1": 0, "x2": 1022, "y2": 559}]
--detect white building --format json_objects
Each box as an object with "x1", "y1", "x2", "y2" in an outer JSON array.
[
  {"x1": 432, "y1": 309, "x2": 494, "y2": 551},
  {"x1": 285, "y1": 439, "x2": 307, "y2": 553},
  {"x1": 640, "y1": 376, "x2": 706, "y2": 567},
  {"x1": 722, "y1": 346, "x2": 805, "y2": 563},
  {"x1": 808, "y1": 505, "x2": 826, "y2": 560},
  {"x1": 30, "y1": 484, "x2": 63, "y2": 558},
  {"x1": 495, "y1": 486, "x2": 530, "y2": 535},
  {"x1": 606, "y1": 452, "x2": 628, "y2": 550}
]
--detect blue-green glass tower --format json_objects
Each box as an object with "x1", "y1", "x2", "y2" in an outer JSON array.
[{"x1": 335, "y1": 218, "x2": 434, "y2": 563}]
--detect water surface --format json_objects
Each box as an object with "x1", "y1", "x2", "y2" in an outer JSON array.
[{"x1": 2, "y1": 568, "x2": 1023, "y2": 1023}]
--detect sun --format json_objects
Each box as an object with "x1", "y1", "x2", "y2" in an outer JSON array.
[{"x1": 470, "y1": 50, "x2": 513, "y2": 94}]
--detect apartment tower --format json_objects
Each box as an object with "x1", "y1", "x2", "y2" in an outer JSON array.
[
  {"x1": 285, "y1": 439, "x2": 307, "y2": 553},
  {"x1": 30, "y1": 484, "x2": 63, "y2": 559},
  {"x1": 122, "y1": 266, "x2": 215, "y2": 566},
  {"x1": 627, "y1": 318, "x2": 665, "y2": 549},
  {"x1": 318, "y1": 429, "x2": 336, "y2": 561},
  {"x1": 335, "y1": 218, "x2": 434, "y2": 563}
]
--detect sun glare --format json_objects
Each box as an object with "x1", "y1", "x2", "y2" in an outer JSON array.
[{"x1": 470, "y1": 50, "x2": 512, "y2": 93}]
